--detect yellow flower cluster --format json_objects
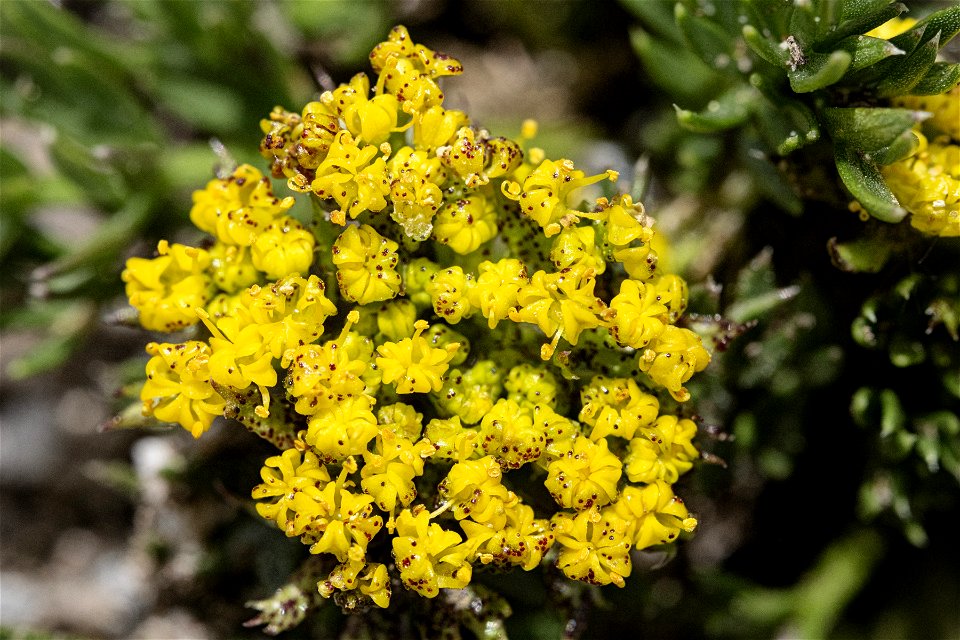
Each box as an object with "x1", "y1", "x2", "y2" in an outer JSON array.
[
  {"x1": 860, "y1": 18, "x2": 959, "y2": 237},
  {"x1": 882, "y1": 133, "x2": 960, "y2": 237},
  {"x1": 126, "y1": 26, "x2": 711, "y2": 609}
]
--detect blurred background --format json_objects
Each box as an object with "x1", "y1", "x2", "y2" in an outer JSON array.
[{"x1": 1, "y1": 1, "x2": 958, "y2": 638}]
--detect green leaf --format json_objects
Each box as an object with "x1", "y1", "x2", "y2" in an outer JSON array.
[
  {"x1": 778, "y1": 99, "x2": 822, "y2": 153},
  {"x1": 0, "y1": 0, "x2": 140, "y2": 80},
  {"x1": 749, "y1": 90, "x2": 818, "y2": 156},
  {"x1": 834, "y1": 144, "x2": 906, "y2": 223},
  {"x1": 674, "y1": 84, "x2": 756, "y2": 133},
  {"x1": 153, "y1": 76, "x2": 244, "y2": 133},
  {"x1": 879, "y1": 388, "x2": 906, "y2": 437},
  {"x1": 822, "y1": 107, "x2": 918, "y2": 152},
  {"x1": 789, "y1": 49, "x2": 852, "y2": 92},
  {"x1": 872, "y1": 129, "x2": 921, "y2": 165},
  {"x1": 875, "y1": 32, "x2": 940, "y2": 97},
  {"x1": 620, "y1": 0, "x2": 684, "y2": 44},
  {"x1": 909, "y1": 62, "x2": 960, "y2": 96},
  {"x1": 738, "y1": 137, "x2": 804, "y2": 215},
  {"x1": 48, "y1": 135, "x2": 128, "y2": 209},
  {"x1": 630, "y1": 27, "x2": 722, "y2": 104},
  {"x1": 741, "y1": 0, "x2": 792, "y2": 39},
  {"x1": 834, "y1": 35, "x2": 905, "y2": 74},
  {"x1": 891, "y1": 4, "x2": 960, "y2": 53},
  {"x1": 674, "y1": 2, "x2": 736, "y2": 69},
  {"x1": 789, "y1": 0, "x2": 819, "y2": 46},
  {"x1": 827, "y1": 235, "x2": 893, "y2": 273},
  {"x1": 33, "y1": 195, "x2": 152, "y2": 282},
  {"x1": 742, "y1": 24, "x2": 788, "y2": 68},
  {"x1": 816, "y1": 0, "x2": 906, "y2": 48}
]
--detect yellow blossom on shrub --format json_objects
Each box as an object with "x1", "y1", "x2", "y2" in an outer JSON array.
[
  {"x1": 881, "y1": 136, "x2": 960, "y2": 237},
  {"x1": 614, "y1": 481, "x2": 698, "y2": 550},
  {"x1": 391, "y1": 507, "x2": 472, "y2": 598},
  {"x1": 123, "y1": 241, "x2": 213, "y2": 332},
  {"x1": 127, "y1": 25, "x2": 712, "y2": 611},
  {"x1": 551, "y1": 506, "x2": 633, "y2": 587},
  {"x1": 141, "y1": 341, "x2": 225, "y2": 437},
  {"x1": 376, "y1": 320, "x2": 460, "y2": 394}
]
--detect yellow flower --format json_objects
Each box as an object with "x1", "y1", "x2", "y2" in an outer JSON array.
[
  {"x1": 380, "y1": 55, "x2": 446, "y2": 115},
  {"x1": 438, "y1": 455, "x2": 519, "y2": 528},
  {"x1": 390, "y1": 167, "x2": 444, "y2": 241},
  {"x1": 427, "y1": 266, "x2": 475, "y2": 323},
  {"x1": 881, "y1": 137, "x2": 960, "y2": 237},
  {"x1": 477, "y1": 398, "x2": 547, "y2": 469},
  {"x1": 607, "y1": 278, "x2": 668, "y2": 349},
  {"x1": 544, "y1": 436, "x2": 622, "y2": 510},
  {"x1": 189, "y1": 164, "x2": 295, "y2": 246},
  {"x1": 639, "y1": 325, "x2": 711, "y2": 402},
  {"x1": 140, "y1": 341, "x2": 225, "y2": 437},
  {"x1": 369, "y1": 26, "x2": 464, "y2": 79},
  {"x1": 372, "y1": 299, "x2": 418, "y2": 342},
  {"x1": 401, "y1": 257, "x2": 440, "y2": 311},
  {"x1": 613, "y1": 481, "x2": 697, "y2": 550},
  {"x1": 241, "y1": 275, "x2": 339, "y2": 359},
  {"x1": 501, "y1": 158, "x2": 618, "y2": 237},
  {"x1": 613, "y1": 242, "x2": 659, "y2": 281},
  {"x1": 123, "y1": 241, "x2": 213, "y2": 332},
  {"x1": 655, "y1": 274, "x2": 689, "y2": 323},
  {"x1": 435, "y1": 360, "x2": 502, "y2": 425},
  {"x1": 392, "y1": 506, "x2": 472, "y2": 598},
  {"x1": 485, "y1": 136, "x2": 524, "y2": 180},
  {"x1": 424, "y1": 416, "x2": 479, "y2": 461},
  {"x1": 585, "y1": 193, "x2": 654, "y2": 247},
  {"x1": 389, "y1": 145, "x2": 450, "y2": 185},
  {"x1": 358, "y1": 562, "x2": 392, "y2": 608},
  {"x1": 250, "y1": 215, "x2": 316, "y2": 280},
  {"x1": 424, "y1": 323, "x2": 470, "y2": 366},
  {"x1": 208, "y1": 243, "x2": 260, "y2": 294},
  {"x1": 297, "y1": 463, "x2": 384, "y2": 562},
  {"x1": 465, "y1": 503, "x2": 554, "y2": 571},
  {"x1": 367, "y1": 23, "x2": 465, "y2": 116},
  {"x1": 624, "y1": 415, "x2": 699, "y2": 484},
  {"x1": 361, "y1": 428, "x2": 435, "y2": 513},
  {"x1": 413, "y1": 105, "x2": 470, "y2": 152},
  {"x1": 251, "y1": 448, "x2": 331, "y2": 531},
  {"x1": 504, "y1": 363, "x2": 560, "y2": 409},
  {"x1": 468, "y1": 258, "x2": 528, "y2": 329},
  {"x1": 549, "y1": 225, "x2": 606, "y2": 275},
  {"x1": 433, "y1": 194, "x2": 499, "y2": 255},
  {"x1": 377, "y1": 402, "x2": 424, "y2": 441},
  {"x1": 324, "y1": 73, "x2": 401, "y2": 146},
  {"x1": 551, "y1": 506, "x2": 632, "y2": 587},
  {"x1": 510, "y1": 267, "x2": 607, "y2": 359},
  {"x1": 535, "y1": 404, "x2": 581, "y2": 462},
  {"x1": 893, "y1": 84, "x2": 960, "y2": 143},
  {"x1": 333, "y1": 224, "x2": 402, "y2": 304},
  {"x1": 204, "y1": 291, "x2": 246, "y2": 321},
  {"x1": 579, "y1": 376, "x2": 660, "y2": 441},
  {"x1": 439, "y1": 127, "x2": 488, "y2": 188},
  {"x1": 376, "y1": 320, "x2": 461, "y2": 394},
  {"x1": 311, "y1": 131, "x2": 391, "y2": 224},
  {"x1": 304, "y1": 396, "x2": 380, "y2": 463},
  {"x1": 318, "y1": 559, "x2": 391, "y2": 609},
  {"x1": 282, "y1": 312, "x2": 374, "y2": 416},
  {"x1": 259, "y1": 102, "x2": 340, "y2": 187},
  {"x1": 197, "y1": 309, "x2": 276, "y2": 416}
]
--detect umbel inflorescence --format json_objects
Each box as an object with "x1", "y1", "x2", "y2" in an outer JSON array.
[{"x1": 123, "y1": 26, "x2": 709, "y2": 610}]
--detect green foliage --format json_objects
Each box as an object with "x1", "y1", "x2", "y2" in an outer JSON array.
[
  {"x1": 0, "y1": 0, "x2": 334, "y2": 378},
  {"x1": 4, "y1": 2, "x2": 958, "y2": 639},
  {"x1": 624, "y1": 0, "x2": 960, "y2": 222}
]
